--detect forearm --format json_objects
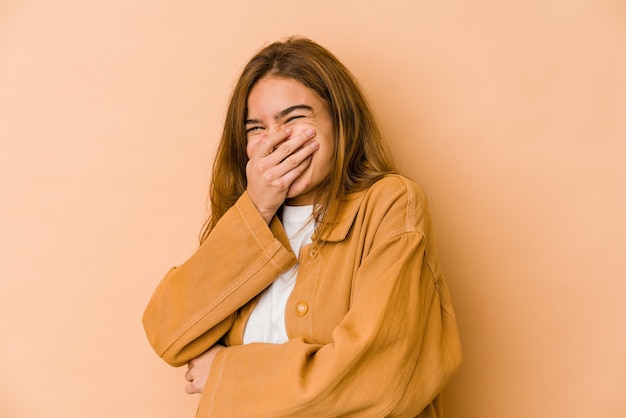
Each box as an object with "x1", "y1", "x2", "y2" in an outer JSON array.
[{"x1": 142, "y1": 192, "x2": 297, "y2": 366}]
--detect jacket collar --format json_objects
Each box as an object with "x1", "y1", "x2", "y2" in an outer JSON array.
[{"x1": 313, "y1": 189, "x2": 366, "y2": 242}]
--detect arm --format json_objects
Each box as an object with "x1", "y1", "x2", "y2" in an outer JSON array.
[
  {"x1": 142, "y1": 126, "x2": 318, "y2": 365},
  {"x1": 142, "y1": 192, "x2": 297, "y2": 366}
]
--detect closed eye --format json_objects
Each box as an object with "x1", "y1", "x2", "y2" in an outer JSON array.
[
  {"x1": 285, "y1": 115, "x2": 305, "y2": 123},
  {"x1": 245, "y1": 125, "x2": 264, "y2": 134}
]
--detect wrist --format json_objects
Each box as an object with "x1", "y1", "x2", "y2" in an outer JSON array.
[{"x1": 247, "y1": 193, "x2": 279, "y2": 224}]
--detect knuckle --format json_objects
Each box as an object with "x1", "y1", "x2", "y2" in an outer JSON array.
[
  {"x1": 263, "y1": 172, "x2": 275, "y2": 182},
  {"x1": 288, "y1": 157, "x2": 299, "y2": 168},
  {"x1": 274, "y1": 179, "x2": 289, "y2": 191},
  {"x1": 279, "y1": 143, "x2": 292, "y2": 155},
  {"x1": 261, "y1": 137, "x2": 272, "y2": 148}
]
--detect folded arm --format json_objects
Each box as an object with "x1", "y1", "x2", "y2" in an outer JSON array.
[
  {"x1": 197, "y1": 231, "x2": 461, "y2": 417},
  {"x1": 142, "y1": 192, "x2": 297, "y2": 366}
]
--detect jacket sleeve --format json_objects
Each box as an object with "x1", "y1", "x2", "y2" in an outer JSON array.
[
  {"x1": 142, "y1": 192, "x2": 297, "y2": 366},
  {"x1": 196, "y1": 184, "x2": 463, "y2": 417}
]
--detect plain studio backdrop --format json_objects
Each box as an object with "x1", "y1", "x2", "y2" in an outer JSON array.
[{"x1": 1, "y1": 1, "x2": 624, "y2": 417}]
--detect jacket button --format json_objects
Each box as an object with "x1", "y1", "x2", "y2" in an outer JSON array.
[{"x1": 295, "y1": 301, "x2": 309, "y2": 316}]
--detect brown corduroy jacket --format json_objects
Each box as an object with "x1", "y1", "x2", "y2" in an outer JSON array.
[{"x1": 143, "y1": 174, "x2": 462, "y2": 417}]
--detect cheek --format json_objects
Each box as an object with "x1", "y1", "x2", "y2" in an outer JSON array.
[
  {"x1": 316, "y1": 134, "x2": 335, "y2": 162},
  {"x1": 311, "y1": 140, "x2": 335, "y2": 175}
]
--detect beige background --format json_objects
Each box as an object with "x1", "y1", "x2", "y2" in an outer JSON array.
[{"x1": 1, "y1": 1, "x2": 625, "y2": 417}]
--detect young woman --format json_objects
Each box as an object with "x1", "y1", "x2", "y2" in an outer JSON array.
[{"x1": 143, "y1": 37, "x2": 462, "y2": 417}]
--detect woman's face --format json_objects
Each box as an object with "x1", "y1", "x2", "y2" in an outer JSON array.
[{"x1": 245, "y1": 76, "x2": 335, "y2": 206}]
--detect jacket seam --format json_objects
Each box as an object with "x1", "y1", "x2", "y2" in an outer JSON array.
[
  {"x1": 236, "y1": 201, "x2": 284, "y2": 272},
  {"x1": 381, "y1": 289, "x2": 437, "y2": 418},
  {"x1": 397, "y1": 175, "x2": 416, "y2": 233},
  {"x1": 206, "y1": 348, "x2": 227, "y2": 417},
  {"x1": 159, "y1": 255, "x2": 280, "y2": 358},
  {"x1": 159, "y1": 199, "x2": 287, "y2": 357}
]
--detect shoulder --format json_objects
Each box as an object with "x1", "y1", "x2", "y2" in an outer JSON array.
[
  {"x1": 364, "y1": 174, "x2": 427, "y2": 204},
  {"x1": 322, "y1": 175, "x2": 433, "y2": 242},
  {"x1": 358, "y1": 174, "x2": 433, "y2": 235}
]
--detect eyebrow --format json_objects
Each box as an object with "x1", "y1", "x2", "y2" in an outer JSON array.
[{"x1": 245, "y1": 104, "x2": 314, "y2": 125}]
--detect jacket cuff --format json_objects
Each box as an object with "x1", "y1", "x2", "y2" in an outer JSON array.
[
  {"x1": 235, "y1": 192, "x2": 292, "y2": 253},
  {"x1": 197, "y1": 347, "x2": 228, "y2": 417}
]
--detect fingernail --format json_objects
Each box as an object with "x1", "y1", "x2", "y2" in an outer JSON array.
[
  {"x1": 305, "y1": 128, "x2": 315, "y2": 137},
  {"x1": 310, "y1": 140, "x2": 319, "y2": 149},
  {"x1": 284, "y1": 127, "x2": 293, "y2": 135}
]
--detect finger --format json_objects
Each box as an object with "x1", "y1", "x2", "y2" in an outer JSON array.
[
  {"x1": 267, "y1": 154, "x2": 313, "y2": 196},
  {"x1": 267, "y1": 128, "x2": 316, "y2": 164},
  {"x1": 247, "y1": 133, "x2": 317, "y2": 187},
  {"x1": 252, "y1": 127, "x2": 293, "y2": 158},
  {"x1": 260, "y1": 146, "x2": 316, "y2": 194},
  {"x1": 187, "y1": 380, "x2": 204, "y2": 394},
  {"x1": 185, "y1": 383, "x2": 195, "y2": 394},
  {"x1": 272, "y1": 140, "x2": 318, "y2": 179}
]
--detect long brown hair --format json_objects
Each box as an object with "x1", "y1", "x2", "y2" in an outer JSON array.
[{"x1": 200, "y1": 36, "x2": 395, "y2": 243}]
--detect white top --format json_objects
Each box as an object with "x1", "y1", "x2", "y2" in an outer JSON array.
[{"x1": 242, "y1": 205, "x2": 315, "y2": 344}]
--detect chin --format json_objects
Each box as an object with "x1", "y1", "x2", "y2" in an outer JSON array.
[
  {"x1": 287, "y1": 184, "x2": 317, "y2": 206},
  {"x1": 288, "y1": 176, "x2": 311, "y2": 196}
]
